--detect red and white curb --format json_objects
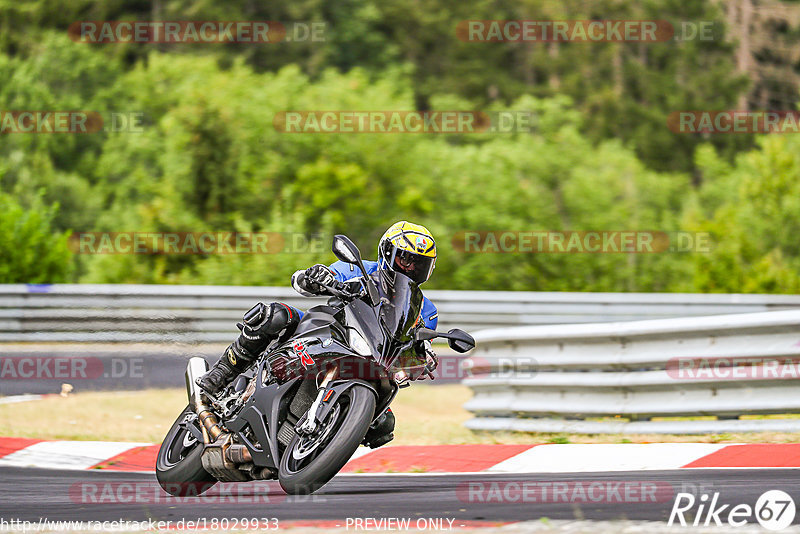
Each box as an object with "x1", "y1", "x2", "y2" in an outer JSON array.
[{"x1": 2, "y1": 438, "x2": 800, "y2": 473}]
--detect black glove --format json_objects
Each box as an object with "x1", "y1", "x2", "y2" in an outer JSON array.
[
  {"x1": 300, "y1": 264, "x2": 337, "y2": 295},
  {"x1": 417, "y1": 340, "x2": 438, "y2": 380}
]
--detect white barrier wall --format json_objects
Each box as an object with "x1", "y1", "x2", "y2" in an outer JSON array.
[
  {"x1": 462, "y1": 310, "x2": 800, "y2": 434},
  {"x1": 3, "y1": 284, "x2": 800, "y2": 343}
]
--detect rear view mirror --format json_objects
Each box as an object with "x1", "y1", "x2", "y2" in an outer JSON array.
[
  {"x1": 332, "y1": 235, "x2": 361, "y2": 264},
  {"x1": 446, "y1": 329, "x2": 475, "y2": 353},
  {"x1": 416, "y1": 328, "x2": 438, "y2": 342},
  {"x1": 414, "y1": 327, "x2": 475, "y2": 352},
  {"x1": 332, "y1": 234, "x2": 380, "y2": 306}
]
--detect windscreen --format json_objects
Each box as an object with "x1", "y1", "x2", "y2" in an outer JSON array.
[{"x1": 378, "y1": 272, "x2": 423, "y2": 343}]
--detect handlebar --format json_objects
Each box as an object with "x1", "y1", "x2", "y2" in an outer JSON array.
[{"x1": 320, "y1": 280, "x2": 363, "y2": 301}]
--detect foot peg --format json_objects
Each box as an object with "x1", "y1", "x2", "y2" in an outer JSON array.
[
  {"x1": 365, "y1": 432, "x2": 393, "y2": 449},
  {"x1": 362, "y1": 409, "x2": 395, "y2": 449}
]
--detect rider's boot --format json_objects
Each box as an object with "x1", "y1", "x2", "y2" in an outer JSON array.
[
  {"x1": 196, "y1": 340, "x2": 255, "y2": 396},
  {"x1": 363, "y1": 408, "x2": 395, "y2": 449},
  {"x1": 197, "y1": 302, "x2": 300, "y2": 396}
]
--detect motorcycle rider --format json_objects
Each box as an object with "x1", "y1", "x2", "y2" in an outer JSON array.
[{"x1": 197, "y1": 221, "x2": 440, "y2": 448}]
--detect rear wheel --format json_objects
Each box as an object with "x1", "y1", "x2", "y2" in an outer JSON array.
[
  {"x1": 278, "y1": 385, "x2": 375, "y2": 494},
  {"x1": 156, "y1": 405, "x2": 216, "y2": 496}
]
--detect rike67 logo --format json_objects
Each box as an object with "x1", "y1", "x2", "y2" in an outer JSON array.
[{"x1": 669, "y1": 490, "x2": 796, "y2": 530}]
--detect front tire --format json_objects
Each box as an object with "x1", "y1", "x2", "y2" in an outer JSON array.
[
  {"x1": 156, "y1": 405, "x2": 217, "y2": 496},
  {"x1": 279, "y1": 385, "x2": 375, "y2": 494}
]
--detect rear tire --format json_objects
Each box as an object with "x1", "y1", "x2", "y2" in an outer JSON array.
[
  {"x1": 278, "y1": 385, "x2": 375, "y2": 494},
  {"x1": 156, "y1": 405, "x2": 217, "y2": 497}
]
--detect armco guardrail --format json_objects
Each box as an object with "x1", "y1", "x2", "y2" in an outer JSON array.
[
  {"x1": 462, "y1": 310, "x2": 800, "y2": 434},
  {"x1": 2, "y1": 284, "x2": 800, "y2": 343}
]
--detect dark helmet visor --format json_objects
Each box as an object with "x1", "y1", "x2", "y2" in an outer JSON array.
[{"x1": 390, "y1": 247, "x2": 435, "y2": 284}]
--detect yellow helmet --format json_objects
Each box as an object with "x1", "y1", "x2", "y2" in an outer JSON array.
[{"x1": 378, "y1": 221, "x2": 436, "y2": 284}]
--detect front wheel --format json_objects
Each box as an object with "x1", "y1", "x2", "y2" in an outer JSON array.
[
  {"x1": 278, "y1": 385, "x2": 375, "y2": 494},
  {"x1": 156, "y1": 405, "x2": 217, "y2": 496}
]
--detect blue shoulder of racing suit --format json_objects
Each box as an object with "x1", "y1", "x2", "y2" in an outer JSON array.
[{"x1": 328, "y1": 260, "x2": 438, "y2": 330}]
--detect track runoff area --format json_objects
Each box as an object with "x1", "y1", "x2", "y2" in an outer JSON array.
[{"x1": 2, "y1": 439, "x2": 800, "y2": 531}]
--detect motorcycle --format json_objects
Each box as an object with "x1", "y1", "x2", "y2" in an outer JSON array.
[{"x1": 155, "y1": 234, "x2": 476, "y2": 495}]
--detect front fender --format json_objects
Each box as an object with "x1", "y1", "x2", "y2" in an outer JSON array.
[{"x1": 312, "y1": 379, "x2": 379, "y2": 426}]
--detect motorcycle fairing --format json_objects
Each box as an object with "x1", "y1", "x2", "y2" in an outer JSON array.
[{"x1": 225, "y1": 368, "x2": 300, "y2": 468}]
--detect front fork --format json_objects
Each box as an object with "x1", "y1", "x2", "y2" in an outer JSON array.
[{"x1": 296, "y1": 365, "x2": 339, "y2": 435}]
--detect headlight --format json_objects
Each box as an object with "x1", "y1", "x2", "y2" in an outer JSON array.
[{"x1": 348, "y1": 328, "x2": 372, "y2": 356}]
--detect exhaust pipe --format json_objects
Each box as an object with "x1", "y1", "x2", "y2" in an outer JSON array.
[
  {"x1": 185, "y1": 357, "x2": 209, "y2": 410},
  {"x1": 185, "y1": 358, "x2": 253, "y2": 478},
  {"x1": 185, "y1": 357, "x2": 223, "y2": 442}
]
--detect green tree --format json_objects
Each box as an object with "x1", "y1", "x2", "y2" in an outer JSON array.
[
  {"x1": 686, "y1": 134, "x2": 800, "y2": 293},
  {"x1": 0, "y1": 192, "x2": 71, "y2": 283}
]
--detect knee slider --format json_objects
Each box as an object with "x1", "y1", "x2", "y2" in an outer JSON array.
[
  {"x1": 266, "y1": 303, "x2": 300, "y2": 341},
  {"x1": 237, "y1": 302, "x2": 299, "y2": 354}
]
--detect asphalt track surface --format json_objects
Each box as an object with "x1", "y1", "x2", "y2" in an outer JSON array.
[{"x1": 1, "y1": 466, "x2": 799, "y2": 526}]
